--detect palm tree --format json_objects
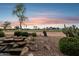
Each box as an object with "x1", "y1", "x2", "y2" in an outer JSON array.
[
  {"x1": 3, "y1": 21, "x2": 11, "y2": 30},
  {"x1": 13, "y1": 3, "x2": 27, "y2": 30}
]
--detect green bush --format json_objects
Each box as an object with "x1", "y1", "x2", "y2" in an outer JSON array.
[
  {"x1": 31, "y1": 33, "x2": 37, "y2": 37},
  {"x1": 59, "y1": 37, "x2": 79, "y2": 56},
  {"x1": 14, "y1": 31, "x2": 29, "y2": 37},
  {"x1": 0, "y1": 31, "x2": 5, "y2": 37},
  {"x1": 14, "y1": 31, "x2": 21, "y2": 36},
  {"x1": 0, "y1": 29, "x2": 3, "y2": 31},
  {"x1": 21, "y1": 32, "x2": 28, "y2": 37}
]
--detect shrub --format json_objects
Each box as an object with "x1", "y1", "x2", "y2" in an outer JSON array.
[
  {"x1": 0, "y1": 29, "x2": 3, "y2": 31},
  {"x1": 0, "y1": 31, "x2": 5, "y2": 37},
  {"x1": 14, "y1": 31, "x2": 21, "y2": 36},
  {"x1": 31, "y1": 33, "x2": 37, "y2": 37},
  {"x1": 43, "y1": 31, "x2": 47, "y2": 36},
  {"x1": 21, "y1": 32, "x2": 28, "y2": 37},
  {"x1": 14, "y1": 31, "x2": 29, "y2": 37},
  {"x1": 15, "y1": 26, "x2": 20, "y2": 30},
  {"x1": 59, "y1": 37, "x2": 79, "y2": 56}
]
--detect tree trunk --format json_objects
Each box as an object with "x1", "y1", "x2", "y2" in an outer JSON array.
[
  {"x1": 20, "y1": 21, "x2": 22, "y2": 30},
  {"x1": 4, "y1": 27, "x2": 6, "y2": 31}
]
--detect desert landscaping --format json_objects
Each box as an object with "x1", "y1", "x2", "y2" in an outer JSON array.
[
  {"x1": 0, "y1": 3, "x2": 79, "y2": 56},
  {"x1": 0, "y1": 31, "x2": 66, "y2": 56}
]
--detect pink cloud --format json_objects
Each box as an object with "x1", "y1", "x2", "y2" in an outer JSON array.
[{"x1": 11, "y1": 17, "x2": 71, "y2": 26}]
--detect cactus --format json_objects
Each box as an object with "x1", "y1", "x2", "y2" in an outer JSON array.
[{"x1": 62, "y1": 25, "x2": 79, "y2": 37}]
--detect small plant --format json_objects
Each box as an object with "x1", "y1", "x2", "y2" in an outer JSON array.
[
  {"x1": 0, "y1": 31, "x2": 5, "y2": 37},
  {"x1": 14, "y1": 31, "x2": 21, "y2": 36},
  {"x1": 0, "y1": 29, "x2": 3, "y2": 31},
  {"x1": 14, "y1": 31, "x2": 29, "y2": 37},
  {"x1": 15, "y1": 26, "x2": 20, "y2": 30},
  {"x1": 32, "y1": 33, "x2": 37, "y2": 37},
  {"x1": 21, "y1": 32, "x2": 28, "y2": 37}
]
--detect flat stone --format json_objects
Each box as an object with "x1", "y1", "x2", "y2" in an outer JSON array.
[
  {"x1": 17, "y1": 42, "x2": 26, "y2": 45},
  {"x1": 0, "y1": 37, "x2": 5, "y2": 41},
  {"x1": 0, "y1": 53, "x2": 11, "y2": 56},
  {"x1": 0, "y1": 43, "x2": 8, "y2": 46},
  {"x1": 13, "y1": 36, "x2": 18, "y2": 39},
  {"x1": 0, "y1": 41, "x2": 3, "y2": 44},
  {"x1": 28, "y1": 53, "x2": 33, "y2": 56},
  {"x1": 44, "y1": 44, "x2": 50, "y2": 51},
  {"x1": 4, "y1": 38, "x2": 13, "y2": 40},
  {"x1": 0, "y1": 45, "x2": 7, "y2": 52},
  {"x1": 13, "y1": 39, "x2": 24, "y2": 42},
  {"x1": 4, "y1": 48, "x2": 22, "y2": 55},
  {"x1": 13, "y1": 44, "x2": 19, "y2": 48},
  {"x1": 4, "y1": 48, "x2": 22, "y2": 52}
]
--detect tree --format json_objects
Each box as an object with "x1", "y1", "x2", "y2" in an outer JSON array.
[
  {"x1": 3, "y1": 21, "x2": 11, "y2": 30},
  {"x1": 33, "y1": 26, "x2": 38, "y2": 29},
  {"x1": 13, "y1": 3, "x2": 27, "y2": 30},
  {"x1": 15, "y1": 26, "x2": 20, "y2": 30}
]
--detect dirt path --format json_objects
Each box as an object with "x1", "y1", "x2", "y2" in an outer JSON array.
[
  {"x1": 30, "y1": 32, "x2": 65, "y2": 56},
  {"x1": 37, "y1": 32, "x2": 66, "y2": 37},
  {"x1": 28, "y1": 36, "x2": 64, "y2": 56}
]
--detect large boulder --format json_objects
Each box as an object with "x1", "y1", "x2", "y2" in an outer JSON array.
[{"x1": 20, "y1": 47, "x2": 29, "y2": 56}]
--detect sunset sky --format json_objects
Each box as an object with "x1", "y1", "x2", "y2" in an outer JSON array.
[{"x1": 0, "y1": 3, "x2": 79, "y2": 28}]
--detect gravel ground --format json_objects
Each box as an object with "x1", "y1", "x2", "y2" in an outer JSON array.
[
  {"x1": 28, "y1": 36, "x2": 64, "y2": 56},
  {"x1": 4, "y1": 31, "x2": 66, "y2": 56}
]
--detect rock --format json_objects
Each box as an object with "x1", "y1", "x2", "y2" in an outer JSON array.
[
  {"x1": 26, "y1": 40, "x2": 35, "y2": 45},
  {"x1": 27, "y1": 37, "x2": 30, "y2": 39},
  {"x1": 26, "y1": 40, "x2": 30, "y2": 44},
  {"x1": 17, "y1": 42, "x2": 26, "y2": 46},
  {"x1": 40, "y1": 41, "x2": 44, "y2": 43},
  {"x1": 28, "y1": 53, "x2": 33, "y2": 56},
  {"x1": 13, "y1": 36, "x2": 17, "y2": 39},
  {"x1": 0, "y1": 41, "x2": 3, "y2": 44},
  {"x1": 30, "y1": 41, "x2": 36, "y2": 45},
  {"x1": 18, "y1": 36, "x2": 22, "y2": 39},
  {"x1": 34, "y1": 44, "x2": 38, "y2": 48},
  {"x1": 44, "y1": 44, "x2": 50, "y2": 51},
  {"x1": 13, "y1": 44, "x2": 19, "y2": 48},
  {"x1": 0, "y1": 37, "x2": 5, "y2": 41},
  {"x1": 5, "y1": 36, "x2": 12, "y2": 39},
  {"x1": 29, "y1": 44, "x2": 38, "y2": 51},
  {"x1": 20, "y1": 47, "x2": 29, "y2": 56},
  {"x1": 0, "y1": 53, "x2": 11, "y2": 56}
]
